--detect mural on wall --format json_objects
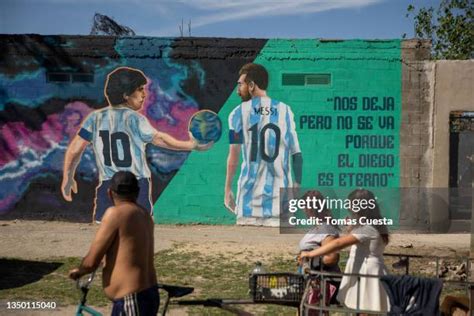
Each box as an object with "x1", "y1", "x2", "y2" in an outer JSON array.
[
  {"x1": 225, "y1": 63, "x2": 302, "y2": 226},
  {"x1": 61, "y1": 67, "x2": 215, "y2": 222},
  {"x1": 0, "y1": 36, "x2": 401, "y2": 225}
]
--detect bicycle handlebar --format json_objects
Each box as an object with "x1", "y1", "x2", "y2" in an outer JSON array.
[{"x1": 77, "y1": 271, "x2": 96, "y2": 290}]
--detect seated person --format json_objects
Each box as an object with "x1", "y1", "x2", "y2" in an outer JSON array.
[{"x1": 298, "y1": 190, "x2": 341, "y2": 307}]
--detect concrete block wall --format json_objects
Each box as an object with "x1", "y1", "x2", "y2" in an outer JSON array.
[
  {"x1": 399, "y1": 40, "x2": 432, "y2": 230},
  {"x1": 399, "y1": 40, "x2": 474, "y2": 232},
  {"x1": 400, "y1": 40, "x2": 433, "y2": 188}
]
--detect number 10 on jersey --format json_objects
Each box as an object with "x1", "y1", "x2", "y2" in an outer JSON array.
[
  {"x1": 248, "y1": 123, "x2": 281, "y2": 163},
  {"x1": 99, "y1": 130, "x2": 132, "y2": 167}
]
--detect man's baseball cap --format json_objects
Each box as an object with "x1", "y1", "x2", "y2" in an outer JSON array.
[{"x1": 109, "y1": 171, "x2": 140, "y2": 194}]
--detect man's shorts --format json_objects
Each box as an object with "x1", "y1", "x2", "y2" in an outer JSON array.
[
  {"x1": 111, "y1": 284, "x2": 159, "y2": 316},
  {"x1": 94, "y1": 178, "x2": 152, "y2": 222}
]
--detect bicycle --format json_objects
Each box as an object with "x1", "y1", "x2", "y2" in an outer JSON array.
[
  {"x1": 73, "y1": 254, "x2": 331, "y2": 315},
  {"x1": 74, "y1": 272, "x2": 194, "y2": 316},
  {"x1": 75, "y1": 271, "x2": 301, "y2": 316}
]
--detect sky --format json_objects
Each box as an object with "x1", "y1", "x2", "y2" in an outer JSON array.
[{"x1": 1, "y1": 0, "x2": 441, "y2": 39}]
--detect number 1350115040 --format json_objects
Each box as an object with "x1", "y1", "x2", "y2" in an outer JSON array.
[{"x1": 6, "y1": 301, "x2": 57, "y2": 309}]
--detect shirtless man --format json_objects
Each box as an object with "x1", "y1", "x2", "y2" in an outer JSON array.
[{"x1": 69, "y1": 171, "x2": 159, "y2": 315}]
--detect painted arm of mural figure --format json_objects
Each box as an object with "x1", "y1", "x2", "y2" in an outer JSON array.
[
  {"x1": 62, "y1": 135, "x2": 89, "y2": 202},
  {"x1": 224, "y1": 144, "x2": 241, "y2": 213},
  {"x1": 152, "y1": 131, "x2": 212, "y2": 151},
  {"x1": 292, "y1": 152, "x2": 303, "y2": 187},
  {"x1": 69, "y1": 206, "x2": 118, "y2": 280}
]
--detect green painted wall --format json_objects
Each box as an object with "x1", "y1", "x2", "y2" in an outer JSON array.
[{"x1": 155, "y1": 39, "x2": 401, "y2": 224}]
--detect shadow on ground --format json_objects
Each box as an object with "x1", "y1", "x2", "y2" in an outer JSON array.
[{"x1": 0, "y1": 258, "x2": 63, "y2": 290}]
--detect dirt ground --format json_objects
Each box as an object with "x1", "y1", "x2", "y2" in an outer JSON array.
[
  {"x1": 0, "y1": 220, "x2": 472, "y2": 315},
  {"x1": 0, "y1": 220, "x2": 471, "y2": 260}
]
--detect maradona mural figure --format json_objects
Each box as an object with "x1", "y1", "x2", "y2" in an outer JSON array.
[{"x1": 61, "y1": 67, "x2": 211, "y2": 222}]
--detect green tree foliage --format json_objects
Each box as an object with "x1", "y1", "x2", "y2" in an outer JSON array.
[{"x1": 404, "y1": 0, "x2": 473, "y2": 59}]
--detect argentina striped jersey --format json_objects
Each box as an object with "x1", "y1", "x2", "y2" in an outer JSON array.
[
  {"x1": 78, "y1": 106, "x2": 156, "y2": 181},
  {"x1": 228, "y1": 96, "x2": 301, "y2": 219}
]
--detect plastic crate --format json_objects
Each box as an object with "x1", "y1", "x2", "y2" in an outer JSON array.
[{"x1": 249, "y1": 273, "x2": 305, "y2": 303}]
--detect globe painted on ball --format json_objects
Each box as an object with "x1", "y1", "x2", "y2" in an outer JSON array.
[{"x1": 188, "y1": 110, "x2": 222, "y2": 144}]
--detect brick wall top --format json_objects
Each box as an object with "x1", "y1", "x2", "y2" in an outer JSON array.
[
  {"x1": 0, "y1": 35, "x2": 426, "y2": 60},
  {"x1": 401, "y1": 39, "x2": 432, "y2": 61}
]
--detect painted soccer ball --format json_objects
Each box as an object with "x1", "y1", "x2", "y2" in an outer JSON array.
[{"x1": 188, "y1": 110, "x2": 222, "y2": 144}]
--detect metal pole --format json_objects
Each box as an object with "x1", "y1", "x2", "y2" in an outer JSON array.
[
  {"x1": 470, "y1": 174, "x2": 474, "y2": 313},
  {"x1": 322, "y1": 276, "x2": 327, "y2": 310},
  {"x1": 357, "y1": 275, "x2": 360, "y2": 311}
]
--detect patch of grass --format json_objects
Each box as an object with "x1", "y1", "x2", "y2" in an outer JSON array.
[
  {"x1": 156, "y1": 245, "x2": 300, "y2": 315},
  {"x1": 0, "y1": 257, "x2": 109, "y2": 307}
]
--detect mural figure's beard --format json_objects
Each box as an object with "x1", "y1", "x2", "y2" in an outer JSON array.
[{"x1": 240, "y1": 93, "x2": 251, "y2": 102}]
